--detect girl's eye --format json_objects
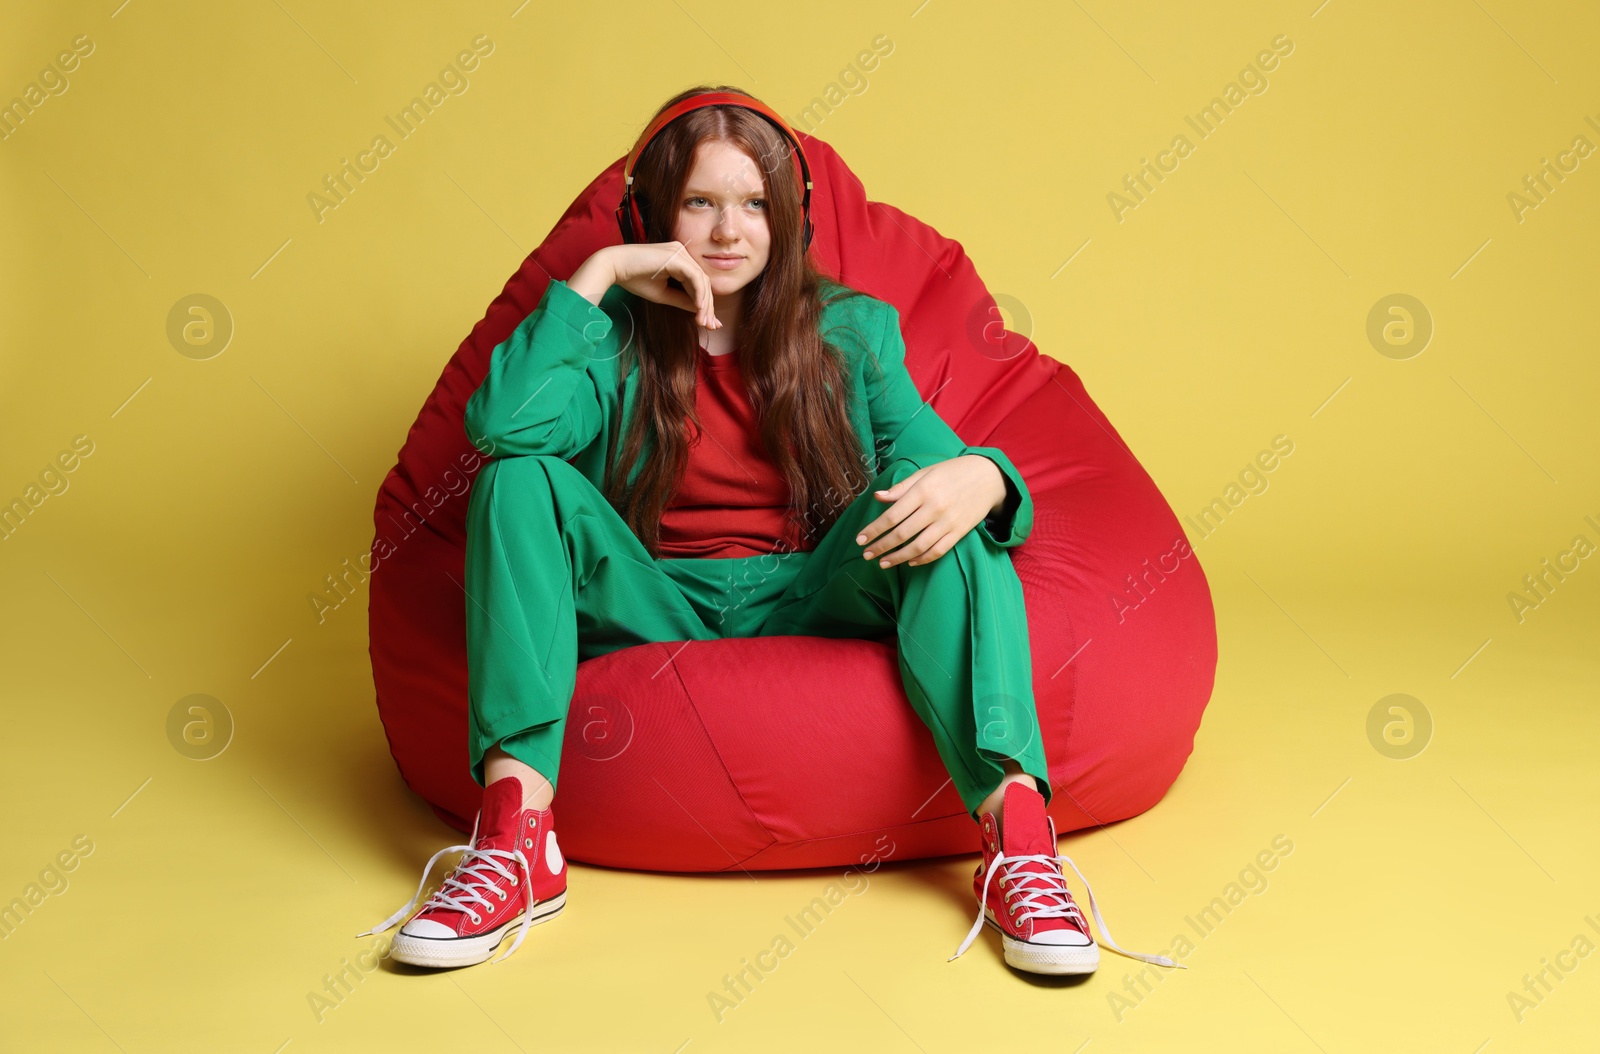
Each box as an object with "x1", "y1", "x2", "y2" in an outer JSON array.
[{"x1": 684, "y1": 197, "x2": 764, "y2": 209}]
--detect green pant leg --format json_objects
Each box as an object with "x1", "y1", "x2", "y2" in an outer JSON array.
[
  {"x1": 463, "y1": 453, "x2": 718, "y2": 791},
  {"x1": 757, "y1": 455, "x2": 1050, "y2": 821}
]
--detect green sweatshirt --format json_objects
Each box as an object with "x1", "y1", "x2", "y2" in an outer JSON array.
[{"x1": 463, "y1": 277, "x2": 1033, "y2": 549}]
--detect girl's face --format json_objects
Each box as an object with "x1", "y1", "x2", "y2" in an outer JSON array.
[{"x1": 671, "y1": 138, "x2": 772, "y2": 298}]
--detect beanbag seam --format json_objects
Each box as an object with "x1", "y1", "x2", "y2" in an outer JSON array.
[{"x1": 659, "y1": 648, "x2": 779, "y2": 857}]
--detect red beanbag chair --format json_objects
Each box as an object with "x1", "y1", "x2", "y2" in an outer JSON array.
[{"x1": 367, "y1": 133, "x2": 1217, "y2": 871}]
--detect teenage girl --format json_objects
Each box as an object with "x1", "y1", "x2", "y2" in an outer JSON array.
[{"x1": 360, "y1": 85, "x2": 1176, "y2": 979}]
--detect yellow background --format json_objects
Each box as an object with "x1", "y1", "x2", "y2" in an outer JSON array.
[{"x1": 2, "y1": 1, "x2": 1597, "y2": 1050}]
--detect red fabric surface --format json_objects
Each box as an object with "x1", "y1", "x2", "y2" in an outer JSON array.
[
  {"x1": 366, "y1": 133, "x2": 1217, "y2": 871},
  {"x1": 657, "y1": 344, "x2": 808, "y2": 560}
]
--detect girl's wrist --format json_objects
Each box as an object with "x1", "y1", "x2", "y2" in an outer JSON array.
[
  {"x1": 973, "y1": 455, "x2": 1007, "y2": 515},
  {"x1": 567, "y1": 251, "x2": 616, "y2": 305}
]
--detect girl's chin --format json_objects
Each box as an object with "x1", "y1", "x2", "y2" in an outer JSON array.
[{"x1": 707, "y1": 273, "x2": 756, "y2": 295}]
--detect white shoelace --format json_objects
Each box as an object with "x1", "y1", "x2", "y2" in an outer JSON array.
[
  {"x1": 949, "y1": 849, "x2": 1184, "y2": 968},
  {"x1": 356, "y1": 810, "x2": 536, "y2": 964}
]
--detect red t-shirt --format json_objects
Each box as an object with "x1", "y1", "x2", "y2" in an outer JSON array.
[{"x1": 656, "y1": 344, "x2": 813, "y2": 560}]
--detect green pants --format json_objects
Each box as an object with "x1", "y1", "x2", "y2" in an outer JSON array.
[{"x1": 462, "y1": 452, "x2": 1051, "y2": 821}]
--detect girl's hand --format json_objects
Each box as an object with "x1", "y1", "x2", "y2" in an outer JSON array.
[
  {"x1": 855, "y1": 455, "x2": 1008, "y2": 568},
  {"x1": 568, "y1": 243, "x2": 721, "y2": 331}
]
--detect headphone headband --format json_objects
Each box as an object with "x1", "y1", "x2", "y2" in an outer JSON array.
[{"x1": 615, "y1": 91, "x2": 814, "y2": 250}]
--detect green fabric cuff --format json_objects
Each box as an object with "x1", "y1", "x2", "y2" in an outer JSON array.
[
  {"x1": 965, "y1": 445, "x2": 1033, "y2": 548},
  {"x1": 540, "y1": 278, "x2": 614, "y2": 344}
]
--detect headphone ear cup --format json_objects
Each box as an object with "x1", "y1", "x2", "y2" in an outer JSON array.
[
  {"x1": 614, "y1": 197, "x2": 632, "y2": 244},
  {"x1": 628, "y1": 194, "x2": 648, "y2": 244},
  {"x1": 616, "y1": 190, "x2": 646, "y2": 244}
]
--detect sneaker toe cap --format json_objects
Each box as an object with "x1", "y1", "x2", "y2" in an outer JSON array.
[
  {"x1": 1030, "y1": 927, "x2": 1094, "y2": 947},
  {"x1": 399, "y1": 918, "x2": 460, "y2": 939}
]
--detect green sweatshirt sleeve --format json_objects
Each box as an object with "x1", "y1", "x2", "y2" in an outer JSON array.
[
  {"x1": 464, "y1": 278, "x2": 612, "y2": 460},
  {"x1": 863, "y1": 299, "x2": 1034, "y2": 549}
]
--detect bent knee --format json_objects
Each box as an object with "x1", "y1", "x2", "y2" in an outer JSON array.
[
  {"x1": 482, "y1": 452, "x2": 588, "y2": 490},
  {"x1": 471, "y1": 455, "x2": 598, "y2": 538}
]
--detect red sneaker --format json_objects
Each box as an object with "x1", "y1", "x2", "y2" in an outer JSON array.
[
  {"x1": 948, "y1": 781, "x2": 1181, "y2": 976},
  {"x1": 358, "y1": 776, "x2": 567, "y2": 968}
]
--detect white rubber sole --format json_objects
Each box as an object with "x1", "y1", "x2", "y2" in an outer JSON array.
[
  {"x1": 984, "y1": 910, "x2": 1101, "y2": 975},
  {"x1": 390, "y1": 892, "x2": 567, "y2": 968}
]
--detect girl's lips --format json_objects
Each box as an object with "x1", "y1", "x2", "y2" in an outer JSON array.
[{"x1": 703, "y1": 255, "x2": 744, "y2": 270}]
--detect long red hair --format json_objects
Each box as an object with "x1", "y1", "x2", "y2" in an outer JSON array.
[{"x1": 602, "y1": 85, "x2": 875, "y2": 558}]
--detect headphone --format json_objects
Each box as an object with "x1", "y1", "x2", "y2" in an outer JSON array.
[{"x1": 614, "y1": 90, "x2": 814, "y2": 251}]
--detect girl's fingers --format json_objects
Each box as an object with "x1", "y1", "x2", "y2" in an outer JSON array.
[
  {"x1": 876, "y1": 528, "x2": 933, "y2": 568},
  {"x1": 674, "y1": 254, "x2": 718, "y2": 330},
  {"x1": 644, "y1": 243, "x2": 718, "y2": 329},
  {"x1": 905, "y1": 528, "x2": 957, "y2": 566},
  {"x1": 692, "y1": 269, "x2": 717, "y2": 329},
  {"x1": 875, "y1": 467, "x2": 927, "y2": 499},
  {"x1": 662, "y1": 264, "x2": 707, "y2": 325},
  {"x1": 656, "y1": 287, "x2": 698, "y2": 315},
  {"x1": 663, "y1": 256, "x2": 699, "y2": 322},
  {"x1": 864, "y1": 504, "x2": 937, "y2": 566}
]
